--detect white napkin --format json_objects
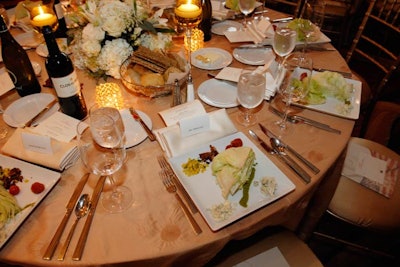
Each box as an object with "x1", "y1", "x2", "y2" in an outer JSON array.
[
  {"x1": 224, "y1": 19, "x2": 274, "y2": 43},
  {"x1": 2, "y1": 128, "x2": 79, "y2": 171},
  {"x1": 211, "y1": 1, "x2": 236, "y2": 20},
  {"x1": 155, "y1": 109, "x2": 237, "y2": 158}
]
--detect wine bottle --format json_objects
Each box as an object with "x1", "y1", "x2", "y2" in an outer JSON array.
[
  {"x1": 42, "y1": 25, "x2": 87, "y2": 120},
  {"x1": 200, "y1": 0, "x2": 212, "y2": 41},
  {"x1": 53, "y1": 0, "x2": 68, "y2": 38},
  {"x1": 0, "y1": 15, "x2": 41, "y2": 97}
]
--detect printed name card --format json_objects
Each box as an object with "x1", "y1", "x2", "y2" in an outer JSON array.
[
  {"x1": 159, "y1": 99, "x2": 206, "y2": 126},
  {"x1": 21, "y1": 132, "x2": 53, "y2": 154},
  {"x1": 0, "y1": 68, "x2": 15, "y2": 96},
  {"x1": 179, "y1": 113, "x2": 210, "y2": 137}
]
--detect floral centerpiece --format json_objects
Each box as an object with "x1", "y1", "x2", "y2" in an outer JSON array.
[{"x1": 68, "y1": 0, "x2": 173, "y2": 79}]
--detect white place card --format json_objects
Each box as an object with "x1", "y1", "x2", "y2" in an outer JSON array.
[
  {"x1": 159, "y1": 99, "x2": 206, "y2": 126},
  {"x1": 215, "y1": 67, "x2": 243, "y2": 82},
  {"x1": 21, "y1": 132, "x2": 53, "y2": 154},
  {"x1": 355, "y1": 153, "x2": 387, "y2": 184},
  {"x1": 179, "y1": 113, "x2": 210, "y2": 137},
  {"x1": 234, "y1": 247, "x2": 290, "y2": 267},
  {"x1": 31, "y1": 111, "x2": 81, "y2": 143}
]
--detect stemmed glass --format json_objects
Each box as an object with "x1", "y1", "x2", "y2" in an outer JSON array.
[
  {"x1": 237, "y1": 70, "x2": 266, "y2": 126},
  {"x1": 270, "y1": 53, "x2": 313, "y2": 136},
  {"x1": 272, "y1": 26, "x2": 297, "y2": 67},
  {"x1": 299, "y1": 0, "x2": 325, "y2": 54},
  {"x1": 77, "y1": 113, "x2": 133, "y2": 213},
  {"x1": 239, "y1": 0, "x2": 256, "y2": 27}
]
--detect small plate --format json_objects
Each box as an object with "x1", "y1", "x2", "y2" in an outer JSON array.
[
  {"x1": 36, "y1": 38, "x2": 70, "y2": 57},
  {"x1": 14, "y1": 31, "x2": 44, "y2": 49},
  {"x1": 198, "y1": 78, "x2": 239, "y2": 108},
  {"x1": 211, "y1": 20, "x2": 243, "y2": 35},
  {"x1": 191, "y1": 48, "x2": 232, "y2": 70},
  {"x1": 233, "y1": 46, "x2": 275, "y2": 66},
  {"x1": 0, "y1": 154, "x2": 61, "y2": 249},
  {"x1": 120, "y1": 109, "x2": 152, "y2": 148},
  {"x1": 3, "y1": 93, "x2": 59, "y2": 128}
]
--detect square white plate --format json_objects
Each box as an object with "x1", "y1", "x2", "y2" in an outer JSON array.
[
  {"x1": 295, "y1": 77, "x2": 362, "y2": 120},
  {"x1": 0, "y1": 154, "x2": 61, "y2": 249},
  {"x1": 169, "y1": 132, "x2": 296, "y2": 231}
]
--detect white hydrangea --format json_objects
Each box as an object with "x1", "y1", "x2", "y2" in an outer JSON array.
[
  {"x1": 97, "y1": 39, "x2": 133, "y2": 79},
  {"x1": 81, "y1": 39, "x2": 102, "y2": 57},
  {"x1": 98, "y1": 1, "x2": 134, "y2": 37},
  {"x1": 82, "y1": 23, "x2": 105, "y2": 41},
  {"x1": 138, "y1": 32, "x2": 172, "y2": 51}
]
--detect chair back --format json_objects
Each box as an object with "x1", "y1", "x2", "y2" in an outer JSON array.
[
  {"x1": 345, "y1": 0, "x2": 400, "y2": 106},
  {"x1": 266, "y1": 0, "x2": 304, "y2": 17},
  {"x1": 328, "y1": 137, "x2": 400, "y2": 232}
]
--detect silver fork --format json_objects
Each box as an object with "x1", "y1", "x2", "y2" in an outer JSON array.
[
  {"x1": 157, "y1": 155, "x2": 198, "y2": 213},
  {"x1": 160, "y1": 171, "x2": 202, "y2": 235}
]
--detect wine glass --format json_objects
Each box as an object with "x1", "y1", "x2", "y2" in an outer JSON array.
[
  {"x1": 0, "y1": 4, "x2": 10, "y2": 28},
  {"x1": 77, "y1": 114, "x2": 133, "y2": 213},
  {"x1": 239, "y1": 0, "x2": 256, "y2": 27},
  {"x1": 237, "y1": 70, "x2": 266, "y2": 126},
  {"x1": 270, "y1": 52, "x2": 313, "y2": 136},
  {"x1": 272, "y1": 26, "x2": 297, "y2": 66},
  {"x1": 89, "y1": 103, "x2": 127, "y2": 160},
  {"x1": 299, "y1": 0, "x2": 326, "y2": 54}
]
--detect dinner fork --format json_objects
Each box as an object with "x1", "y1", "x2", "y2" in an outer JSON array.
[
  {"x1": 157, "y1": 155, "x2": 198, "y2": 213},
  {"x1": 160, "y1": 171, "x2": 202, "y2": 235}
]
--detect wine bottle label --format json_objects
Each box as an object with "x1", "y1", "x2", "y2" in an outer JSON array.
[
  {"x1": 51, "y1": 71, "x2": 80, "y2": 98},
  {"x1": 54, "y1": 3, "x2": 65, "y2": 19}
]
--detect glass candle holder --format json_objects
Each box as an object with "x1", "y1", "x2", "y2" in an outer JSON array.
[
  {"x1": 95, "y1": 82, "x2": 125, "y2": 110},
  {"x1": 24, "y1": 0, "x2": 58, "y2": 32},
  {"x1": 184, "y1": 28, "x2": 204, "y2": 51}
]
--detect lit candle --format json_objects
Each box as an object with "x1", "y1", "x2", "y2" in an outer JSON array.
[
  {"x1": 175, "y1": 3, "x2": 202, "y2": 19},
  {"x1": 30, "y1": 6, "x2": 57, "y2": 27}
]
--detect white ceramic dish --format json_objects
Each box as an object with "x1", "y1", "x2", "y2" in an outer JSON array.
[
  {"x1": 211, "y1": 20, "x2": 243, "y2": 35},
  {"x1": 198, "y1": 78, "x2": 239, "y2": 108},
  {"x1": 0, "y1": 154, "x2": 61, "y2": 249},
  {"x1": 3, "y1": 93, "x2": 60, "y2": 128},
  {"x1": 295, "y1": 77, "x2": 362, "y2": 120},
  {"x1": 168, "y1": 132, "x2": 296, "y2": 231},
  {"x1": 120, "y1": 109, "x2": 152, "y2": 148},
  {"x1": 35, "y1": 38, "x2": 70, "y2": 57},
  {"x1": 14, "y1": 31, "x2": 44, "y2": 49},
  {"x1": 191, "y1": 48, "x2": 232, "y2": 70},
  {"x1": 233, "y1": 46, "x2": 275, "y2": 65}
]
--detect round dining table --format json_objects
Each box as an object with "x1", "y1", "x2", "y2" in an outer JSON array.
[{"x1": 0, "y1": 7, "x2": 355, "y2": 267}]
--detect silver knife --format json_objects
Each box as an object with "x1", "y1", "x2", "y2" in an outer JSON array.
[
  {"x1": 313, "y1": 67, "x2": 352, "y2": 78},
  {"x1": 72, "y1": 175, "x2": 107, "y2": 261},
  {"x1": 248, "y1": 130, "x2": 311, "y2": 183},
  {"x1": 235, "y1": 44, "x2": 272, "y2": 50},
  {"x1": 25, "y1": 98, "x2": 58, "y2": 127},
  {"x1": 43, "y1": 173, "x2": 90, "y2": 260},
  {"x1": 129, "y1": 107, "x2": 156, "y2": 141},
  {"x1": 269, "y1": 106, "x2": 341, "y2": 134},
  {"x1": 258, "y1": 123, "x2": 320, "y2": 174}
]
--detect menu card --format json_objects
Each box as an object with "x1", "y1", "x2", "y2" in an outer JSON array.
[{"x1": 342, "y1": 142, "x2": 399, "y2": 198}]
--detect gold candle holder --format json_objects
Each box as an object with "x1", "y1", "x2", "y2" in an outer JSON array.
[
  {"x1": 95, "y1": 82, "x2": 125, "y2": 110},
  {"x1": 184, "y1": 28, "x2": 204, "y2": 52}
]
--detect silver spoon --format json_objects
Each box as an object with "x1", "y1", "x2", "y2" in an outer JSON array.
[
  {"x1": 269, "y1": 137, "x2": 311, "y2": 184},
  {"x1": 58, "y1": 194, "x2": 90, "y2": 261}
]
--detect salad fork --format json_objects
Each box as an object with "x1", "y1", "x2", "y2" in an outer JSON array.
[{"x1": 160, "y1": 171, "x2": 202, "y2": 235}]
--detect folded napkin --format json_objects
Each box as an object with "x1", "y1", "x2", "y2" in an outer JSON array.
[
  {"x1": 211, "y1": 0, "x2": 235, "y2": 20},
  {"x1": 2, "y1": 128, "x2": 79, "y2": 171},
  {"x1": 155, "y1": 109, "x2": 237, "y2": 158},
  {"x1": 224, "y1": 19, "x2": 274, "y2": 43}
]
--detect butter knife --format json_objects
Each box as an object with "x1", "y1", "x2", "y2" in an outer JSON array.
[
  {"x1": 72, "y1": 175, "x2": 107, "y2": 261},
  {"x1": 258, "y1": 123, "x2": 320, "y2": 174},
  {"x1": 43, "y1": 173, "x2": 90, "y2": 260},
  {"x1": 269, "y1": 106, "x2": 341, "y2": 134},
  {"x1": 129, "y1": 107, "x2": 156, "y2": 141},
  {"x1": 25, "y1": 98, "x2": 58, "y2": 127},
  {"x1": 313, "y1": 67, "x2": 352, "y2": 78}
]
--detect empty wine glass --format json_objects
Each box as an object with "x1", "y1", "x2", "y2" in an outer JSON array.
[
  {"x1": 237, "y1": 70, "x2": 266, "y2": 126},
  {"x1": 272, "y1": 26, "x2": 297, "y2": 66},
  {"x1": 77, "y1": 113, "x2": 133, "y2": 213},
  {"x1": 270, "y1": 52, "x2": 313, "y2": 136},
  {"x1": 239, "y1": 0, "x2": 256, "y2": 27},
  {"x1": 0, "y1": 4, "x2": 10, "y2": 28},
  {"x1": 299, "y1": 0, "x2": 326, "y2": 54}
]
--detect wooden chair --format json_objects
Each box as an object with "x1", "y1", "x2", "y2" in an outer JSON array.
[
  {"x1": 345, "y1": 0, "x2": 400, "y2": 137},
  {"x1": 312, "y1": 137, "x2": 400, "y2": 260},
  {"x1": 266, "y1": 0, "x2": 304, "y2": 17}
]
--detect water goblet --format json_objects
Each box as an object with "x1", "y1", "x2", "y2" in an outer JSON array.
[
  {"x1": 269, "y1": 52, "x2": 313, "y2": 136},
  {"x1": 239, "y1": 0, "x2": 256, "y2": 27},
  {"x1": 237, "y1": 70, "x2": 266, "y2": 126},
  {"x1": 272, "y1": 26, "x2": 297, "y2": 66},
  {"x1": 77, "y1": 114, "x2": 133, "y2": 213},
  {"x1": 0, "y1": 4, "x2": 10, "y2": 28},
  {"x1": 299, "y1": 0, "x2": 325, "y2": 54}
]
